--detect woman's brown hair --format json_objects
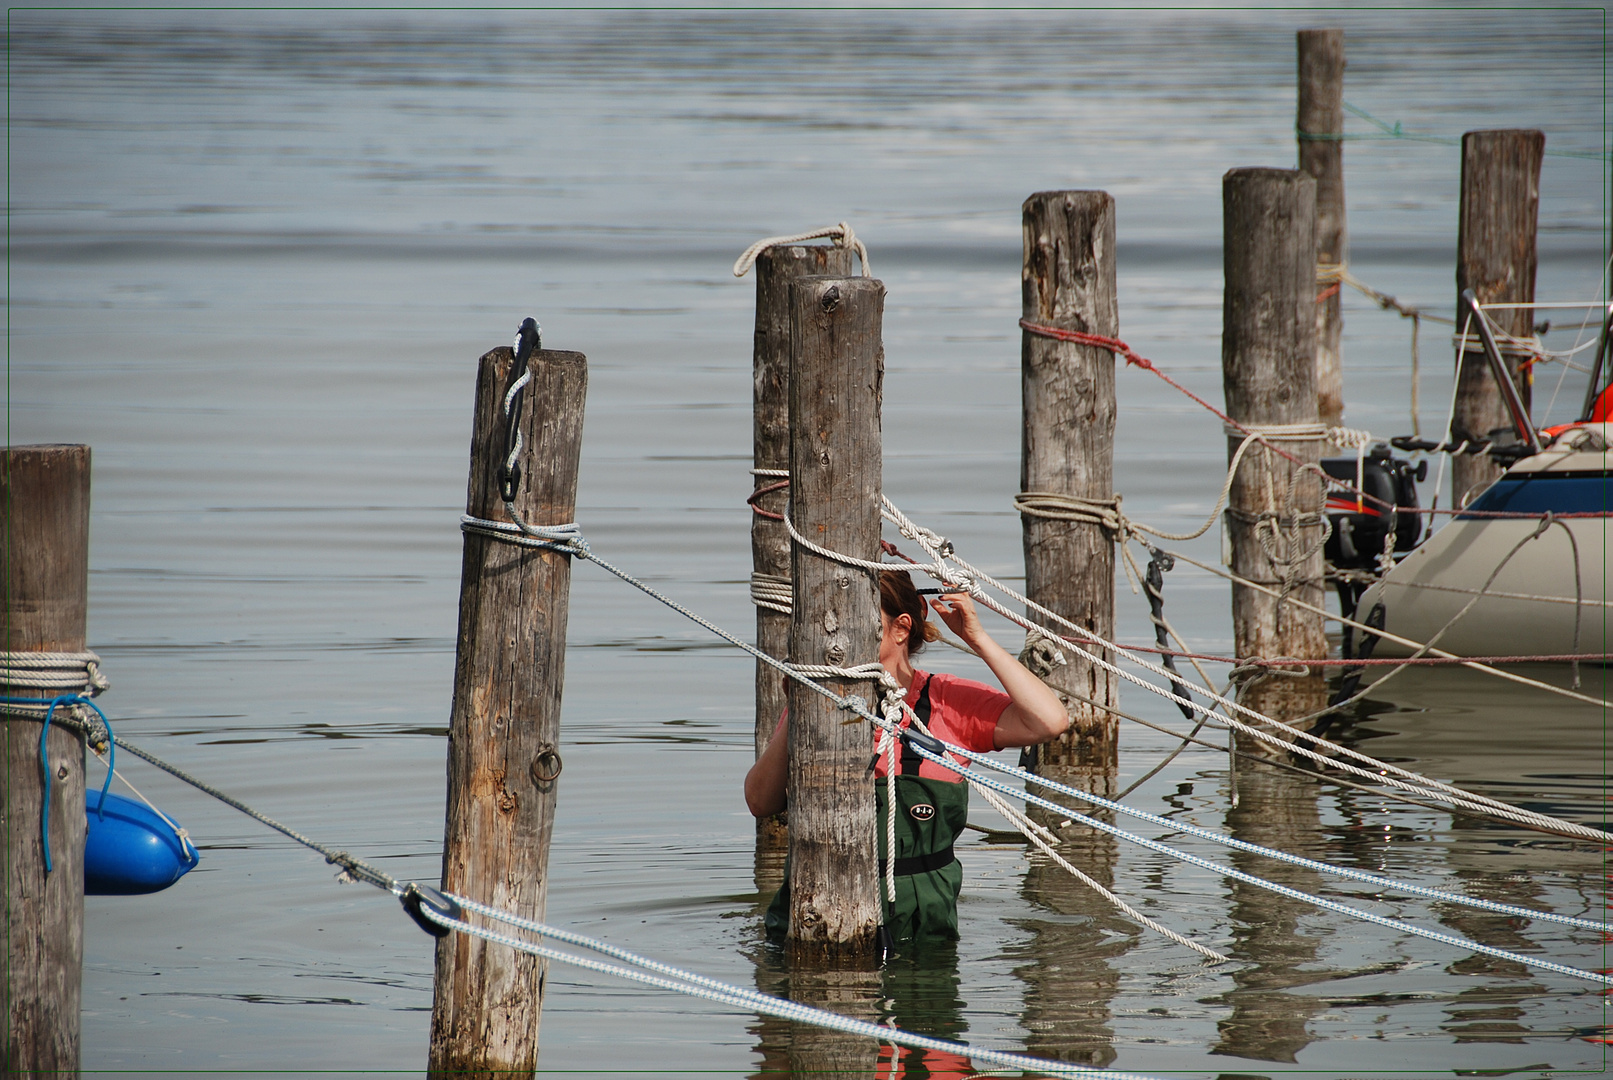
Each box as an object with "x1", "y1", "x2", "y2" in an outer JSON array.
[{"x1": 879, "y1": 569, "x2": 942, "y2": 656}]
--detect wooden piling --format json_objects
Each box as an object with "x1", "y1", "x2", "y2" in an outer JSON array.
[
  {"x1": 751, "y1": 244, "x2": 856, "y2": 861},
  {"x1": 1221, "y1": 168, "x2": 1328, "y2": 733},
  {"x1": 785, "y1": 274, "x2": 884, "y2": 963},
  {"x1": 1297, "y1": 28, "x2": 1347, "y2": 429},
  {"x1": 428, "y1": 346, "x2": 587, "y2": 1078},
  {"x1": 1451, "y1": 129, "x2": 1544, "y2": 505},
  {"x1": 1019, "y1": 191, "x2": 1119, "y2": 786},
  {"x1": 3, "y1": 444, "x2": 90, "y2": 1076}
]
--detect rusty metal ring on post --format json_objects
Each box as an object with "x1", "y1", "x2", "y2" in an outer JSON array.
[{"x1": 530, "y1": 744, "x2": 563, "y2": 784}]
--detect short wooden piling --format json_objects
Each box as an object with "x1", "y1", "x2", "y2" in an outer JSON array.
[
  {"x1": 1019, "y1": 191, "x2": 1119, "y2": 786},
  {"x1": 785, "y1": 274, "x2": 884, "y2": 963},
  {"x1": 1297, "y1": 28, "x2": 1347, "y2": 429},
  {"x1": 1221, "y1": 169, "x2": 1329, "y2": 734},
  {"x1": 1451, "y1": 129, "x2": 1544, "y2": 505},
  {"x1": 751, "y1": 243, "x2": 856, "y2": 861},
  {"x1": 3, "y1": 444, "x2": 91, "y2": 1075},
  {"x1": 428, "y1": 345, "x2": 587, "y2": 1078}
]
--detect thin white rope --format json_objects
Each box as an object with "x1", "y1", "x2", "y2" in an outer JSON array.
[
  {"x1": 874, "y1": 497, "x2": 1610, "y2": 838},
  {"x1": 732, "y1": 222, "x2": 872, "y2": 279},
  {"x1": 969, "y1": 779, "x2": 1231, "y2": 961},
  {"x1": 458, "y1": 510, "x2": 1610, "y2": 968},
  {"x1": 90, "y1": 748, "x2": 198, "y2": 862},
  {"x1": 911, "y1": 743, "x2": 1611, "y2": 985},
  {"x1": 1163, "y1": 544, "x2": 1611, "y2": 715},
  {"x1": 1018, "y1": 423, "x2": 1331, "y2": 547}
]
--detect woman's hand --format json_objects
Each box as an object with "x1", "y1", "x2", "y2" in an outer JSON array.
[
  {"x1": 931, "y1": 591, "x2": 1070, "y2": 750},
  {"x1": 929, "y1": 590, "x2": 987, "y2": 648}
]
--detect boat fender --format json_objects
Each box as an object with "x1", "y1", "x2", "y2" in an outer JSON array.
[
  {"x1": 84, "y1": 791, "x2": 200, "y2": 895},
  {"x1": 401, "y1": 882, "x2": 462, "y2": 938}
]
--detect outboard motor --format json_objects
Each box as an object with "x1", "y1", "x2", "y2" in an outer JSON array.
[{"x1": 1321, "y1": 444, "x2": 1425, "y2": 656}]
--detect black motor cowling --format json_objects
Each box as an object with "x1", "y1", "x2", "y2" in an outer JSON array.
[{"x1": 1321, "y1": 445, "x2": 1425, "y2": 571}]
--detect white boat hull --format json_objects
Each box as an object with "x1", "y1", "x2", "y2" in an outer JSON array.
[{"x1": 1358, "y1": 424, "x2": 1609, "y2": 659}]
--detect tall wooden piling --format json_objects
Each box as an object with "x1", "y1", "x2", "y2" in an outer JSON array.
[
  {"x1": 428, "y1": 346, "x2": 587, "y2": 1078},
  {"x1": 751, "y1": 244, "x2": 856, "y2": 861},
  {"x1": 1297, "y1": 28, "x2": 1347, "y2": 429},
  {"x1": 3, "y1": 444, "x2": 90, "y2": 1075},
  {"x1": 1452, "y1": 130, "x2": 1544, "y2": 505},
  {"x1": 1020, "y1": 191, "x2": 1119, "y2": 785},
  {"x1": 1222, "y1": 169, "x2": 1328, "y2": 732},
  {"x1": 785, "y1": 274, "x2": 884, "y2": 962}
]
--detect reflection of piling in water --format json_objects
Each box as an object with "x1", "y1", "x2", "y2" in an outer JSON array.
[
  {"x1": 750, "y1": 243, "x2": 858, "y2": 858},
  {"x1": 1011, "y1": 824, "x2": 1126, "y2": 1070},
  {"x1": 787, "y1": 965, "x2": 883, "y2": 1078},
  {"x1": 1438, "y1": 858, "x2": 1548, "y2": 1043},
  {"x1": 1211, "y1": 764, "x2": 1328, "y2": 1064}
]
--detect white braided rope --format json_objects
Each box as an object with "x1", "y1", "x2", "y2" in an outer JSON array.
[
  {"x1": 1, "y1": 650, "x2": 110, "y2": 723},
  {"x1": 1, "y1": 650, "x2": 108, "y2": 693},
  {"x1": 499, "y1": 322, "x2": 535, "y2": 482},
  {"x1": 425, "y1": 895, "x2": 1160, "y2": 1078},
  {"x1": 732, "y1": 222, "x2": 872, "y2": 279}
]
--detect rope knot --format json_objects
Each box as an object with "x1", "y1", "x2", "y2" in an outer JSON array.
[{"x1": 732, "y1": 222, "x2": 872, "y2": 279}]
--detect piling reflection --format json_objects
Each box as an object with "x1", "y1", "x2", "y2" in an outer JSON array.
[
  {"x1": 749, "y1": 941, "x2": 972, "y2": 1079},
  {"x1": 1437, "y1": 867, "x2": 1548, "y2": 1043},
  {"x1": 1210, "y1": 760, "x2": 1328, "y2": 1064},
  {"x1": 1008, "y1": 764, "x2": 1126, "y2": 1069}
]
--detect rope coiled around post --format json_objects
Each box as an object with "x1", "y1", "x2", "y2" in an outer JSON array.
[{"x1": 732, "y1": 222, "x2": 872, "y2": 279}]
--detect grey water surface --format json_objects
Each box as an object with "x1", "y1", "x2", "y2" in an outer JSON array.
[{"x1": 6, "y1": 6, "x2": 1608, "y2": 1077}]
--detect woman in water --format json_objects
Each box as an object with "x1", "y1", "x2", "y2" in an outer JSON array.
[{"x1": 745, "y1": 569, "x2": 1069, "y2": 942}]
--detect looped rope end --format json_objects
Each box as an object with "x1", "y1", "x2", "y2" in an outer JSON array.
[{"x1": 732, "y1": 222, "x2": 872, "y2": 279}]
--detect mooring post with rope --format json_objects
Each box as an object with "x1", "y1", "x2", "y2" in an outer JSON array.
[
  {"x1": 1451, "y1": 129, "x2": 1544, "y2": 506},
  {"x1": 1297, "y1": 27, "x2": 1347, "y2": 431},
  {"x1": 427, "y1": 331, "x2": 586, "y2": 1078},
  {"x1": 1221, "y1": 168, "x2": 1330, "y2": 737},
  {"x1": 746, "y1": 241, "x2": 856, "y2": 866},
  {"x1": 3, "y1": 444, "x2": 90, "y2": 1074},
  {"x1": 784, "y1": 274, "x2": 886, "y2": 964},
  {"x1": 1017, "y1": 191, "x2": 1121, "y2": 795}
]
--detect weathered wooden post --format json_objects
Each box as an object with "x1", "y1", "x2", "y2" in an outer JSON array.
[
  {"x1": 1222, "y1": 168, "x2": 1329, "y2": 734},
  {"x1": 1451, "y1": 130, "x2": 1544, "y2": 505},
  {"x1": 3, "y1": 444, "x2": 90, "y2": 1075},
  {"x1": 750, "y1": 243, "x2": 856, "y2": 863},
  {"x1": 1298, "y1": 28, "x2": 1347, "y2": 429},
  {"x1": 785, "y1": 274, "x2": 884, "y2": 962},
  {"x1": 428, "y1": 342, "x2": 587, "y2": 1078},
  {"x1": 1019, "y1": 191, "x2": 1119, "y2": 789}
]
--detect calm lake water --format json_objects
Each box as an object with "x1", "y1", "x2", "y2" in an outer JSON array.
[{"x1": 7, "y1": 6, "x2": 1607, "y2": 1077}]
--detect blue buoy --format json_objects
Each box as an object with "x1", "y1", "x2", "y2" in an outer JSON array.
[{"x1": 84, "y1": 791, "x2": 199, "y2": 895}]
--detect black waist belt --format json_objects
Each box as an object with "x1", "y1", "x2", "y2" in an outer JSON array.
[{"x1": 878, "y1": 845, "x2": 956, "y2": 877}]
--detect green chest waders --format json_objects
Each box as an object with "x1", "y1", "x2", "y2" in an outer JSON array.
[{"x1": 765, "y1": 675, "x2": 970, "y2": 943}]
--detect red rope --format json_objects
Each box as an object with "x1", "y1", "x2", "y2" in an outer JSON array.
[
  {"x1": 1315, "y1": 283, "x2": 1341, "y2": 303},
  {"x1": 1017, "y1": 317, "x2": 1610, "y2": 521},
  {"x1": 746, "y1": 478, "x2": 789, "y2": 522}
]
